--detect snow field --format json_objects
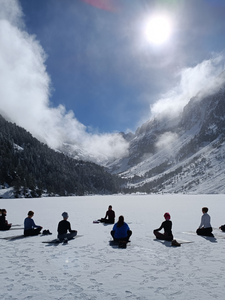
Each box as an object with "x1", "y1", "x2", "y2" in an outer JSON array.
[{"x1": 1, "y1": 194, "x2": 225, "y2": 299}]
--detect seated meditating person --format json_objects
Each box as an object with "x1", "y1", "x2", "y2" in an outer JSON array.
[
  {"x1": 111, "y1": 215, "x2": 132, "y2": 242},
  {"x1": 57, "y1": 212, "x2": 77, "y2": 242},
  {"x1": 196, "y1": 207, "x2": 214, "y2": 237},
  {"x1": 153, "y1": 212, "x2": 174, "y2": 241},
  {"x1": 0, "y1": 209, "x2": 12, "y2": 230},
  {"x1": 99, "y1": 205, "x2": 115, "y2": 224},
  {"x1": 24, "y1": 211, "x2": 42, "y2": 236}
]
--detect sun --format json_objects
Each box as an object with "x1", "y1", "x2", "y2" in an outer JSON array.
[{"x1": 145, "y1": 15, "x2": 172, "y2": 44}]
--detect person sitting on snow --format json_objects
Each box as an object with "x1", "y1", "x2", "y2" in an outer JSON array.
[
  {"x1": 111, "y1": 215, "x2": 132, "y2": 242},
  {"x1": 0, "y1": 209, "x2": 12, "y2": 230},
  {"x1": 24, "y1": 211, "x2": 42, "y2": 236},
  {"x1": 57, "y1": 212, "x2": 77, "y2": 242},
  {"x1": 196, "y1": 207, "x2": 214, "y2": 237},
  {"x1": 99, "y1": 205, "x2": 115, "y2": 224},
  {"x1": 153, "y1": 212, "x2": 174, "y2": 241}
]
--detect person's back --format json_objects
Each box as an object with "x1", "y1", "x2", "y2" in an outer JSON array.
[
  {"x1": 113, "y1": 222, "x2": 129, "y2": 239},
  {"x1": 199, "y1": 212, "x2": 211, "y2": 228},
  {"x1": 162, "y1": 220, "x2": 172, "y2": 235},
  {"x1": 57, "y1": 212, "x2": 77, "y2": 242},
  {"x1": 111, "y1": 215, "x2": 132, "y2": 242},
  {"x1": 58, "y1": 219, "x2": 71, "y2": 235}
]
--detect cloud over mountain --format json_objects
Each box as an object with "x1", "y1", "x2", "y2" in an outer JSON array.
[
  {"x1": 0, "y1": 0, "x2": 128, "y2": 162},
  {"x1": 150, "y1": 53, "x2": 225, "y2": 118}
]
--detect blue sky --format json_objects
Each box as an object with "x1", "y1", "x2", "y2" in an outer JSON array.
[
  {"x1": 1, "y1": 0, "x2": 225, "y2": 162},
  {"x1": 18, "y1": 0, "x2": 225, "y2": 133}
]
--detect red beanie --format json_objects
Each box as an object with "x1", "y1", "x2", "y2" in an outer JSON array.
[{"x1": 164, "y1": 212, "x2": 171, "y2": 220}]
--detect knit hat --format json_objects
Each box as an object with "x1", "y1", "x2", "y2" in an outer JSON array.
[
  {"x1": 62, "y1": 212, "x2": 68, "y2": 219},
  {"x1": 164, "y1": 212, "x2": 171, "y2": 220}
]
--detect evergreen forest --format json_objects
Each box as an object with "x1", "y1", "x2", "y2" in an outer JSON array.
[{"x1": 0, "y1": 115, "x2": 120, "y2": 197}]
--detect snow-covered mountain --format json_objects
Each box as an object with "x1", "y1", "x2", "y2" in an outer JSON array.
[
  {"x1": 106, "y1": 71, "x2": 225, "y2": 194},
  {"x1": 3, "y1": 70, "x2": 225, "y2": 196}
]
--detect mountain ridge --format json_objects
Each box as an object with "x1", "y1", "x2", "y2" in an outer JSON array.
[
  {"x1": 1, "y1": 72, "x2": 225, "y2": 196},
  {"x1": 106, "y1": 72, "x2": 225, "y2": 194}
]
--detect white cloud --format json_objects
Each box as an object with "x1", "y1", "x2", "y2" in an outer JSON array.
[
  {"x1": 151, "y1": 53, "x2": 225, "y2": 117},
  {"x1": 0, "y1": 0, "x2": 23, "y2": 28},
  {"x1": 156, "y1": 132, "x2": 178, "y2": 151},
  {"x1": 0, "y1": 0, "x2": 128, "y2": 163}
]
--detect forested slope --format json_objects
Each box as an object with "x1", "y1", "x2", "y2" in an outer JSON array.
[{"x1": 0, "y1": 115, "x2": 119, "y2": 197}]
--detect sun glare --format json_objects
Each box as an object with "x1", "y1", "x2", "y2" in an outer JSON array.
[{"x1": 145, "y1": 15, "x2": 172, "y2": 44}]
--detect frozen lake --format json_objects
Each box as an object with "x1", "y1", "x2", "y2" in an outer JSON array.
[{"x1": 1, "y1": 194, "x2": 225, "y2": 300}]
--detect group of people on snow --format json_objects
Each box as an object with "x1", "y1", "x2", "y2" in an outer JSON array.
[
  {"x1": 98, "y1": 206, "x2": 132, "y2": 242},
  {"x1": 0, "y1": 209, "x2": 77, "y2": 243},
  {"x1": 0, "y1": 205, "x2": 223, "y2": 243},
  {"x1": 97, "y1": 205, "x2": 132, "y2": 242},
  {"x1": 96, "y1": 205, "x2": 220, "y2": 242},
  {"x1": 23, "y1": 210, "x2": 77, "y2": 243},
  {"x1": 153, "y1": 206, "x2": 215, "y2": 241}
]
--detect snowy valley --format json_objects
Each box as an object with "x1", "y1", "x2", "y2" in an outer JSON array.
[{"x1": 1, "y1": 72, "x2": 225, "y2": 197}]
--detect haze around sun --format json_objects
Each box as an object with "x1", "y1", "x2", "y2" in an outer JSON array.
[{"x1": 144, "y1": 15, "x2": 172, "y2": 44}]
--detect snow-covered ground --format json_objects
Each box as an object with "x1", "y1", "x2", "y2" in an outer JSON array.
[{"x1": 1, "y1": 194, "x2": 225, "y2": 300}]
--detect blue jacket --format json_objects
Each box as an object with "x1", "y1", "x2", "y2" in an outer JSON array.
[
  {"x1": 24, "y1": 217, "x2": 40, "y2": 231},
  {"x1": 113, "y1": 222, "x2": 130, "y2": 239}
]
